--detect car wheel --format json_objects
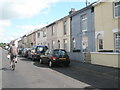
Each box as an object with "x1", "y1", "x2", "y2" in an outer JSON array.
[
  {"x1": 40, "y1": 59, "x2": 43, "y2": 64},
  {"x1": 64, "y1": 63, "x2": 69, "y2": 67},
  {"x1": 48, "y1": 61, "x2": 53, "y2": 67}
]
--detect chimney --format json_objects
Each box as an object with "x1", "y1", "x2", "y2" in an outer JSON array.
[{"x1": 69, "y1": 8, "x2": 76, "y2": 15}]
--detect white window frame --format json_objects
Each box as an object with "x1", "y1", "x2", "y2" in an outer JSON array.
[
  {"x1": 52, "y1": 25, "x2": 55, "y2": 36},
  {"x1": 63, "y1": 21, "x2": 67, "y2": 35},
  {"x1": 58, "y1": 40, "x2": 60, "y2": 49},
  {"x1": 114, "y1": 32, "x2": 120, "y2": 52},
  {"x1": 82, "y1": 36, "x2": 88, "y2": 52},
  {"x1": 52, "y1": 40, "x2": 55, "y2": 49},
  {"x1": 43, "y1": 30, "x2": 46, "y2": 37},
  {"x1": 114, "y1": 1, "x2": 120, "y2": 18},
  {"x1": 72, "y1": 38, "x2": 76, "y2": 50},
  {"x1": 97, "y1": 34, "x2": 103, "y2": 51},
  {"x1": 63, "y1": 39, "x2": 67, "y2": 51},
  {"x1": 81, "y1": 14, "x2": 87, "y2": 32},
  {"x1": 37, "y1": 32, "x2": 40, "y2": 38}
]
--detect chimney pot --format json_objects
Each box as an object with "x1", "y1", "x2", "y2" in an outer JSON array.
[{"x1": 69, "y1": 8, "x2": 76, "y2": 15}]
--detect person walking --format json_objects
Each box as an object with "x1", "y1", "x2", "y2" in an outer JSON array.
[{"x1": 9, "y1": 43, "x2": 18, "y2": 66}]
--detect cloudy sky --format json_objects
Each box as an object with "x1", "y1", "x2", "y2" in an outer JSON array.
[{"x1": 0, "y1": 0, "x2": 96, "y2": 43}]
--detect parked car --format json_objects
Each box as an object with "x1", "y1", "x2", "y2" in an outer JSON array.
[
  {"x1": 28, "y1": 45, "x2": 48, "y2": 61},
  {"x1": 18, "y1": 48, "x2": 24, "y2": 55},
  {"x1": 21, "y1": 48, "x2": 30, "y2": 57},
  {"x1": 27, "y1": 48, "x2": 32, "y2": 59},
  {"x1": 40, "y1": 49, "x2": 70, "y2": 67}
]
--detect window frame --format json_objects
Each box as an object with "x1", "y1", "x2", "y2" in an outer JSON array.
[
  {"x1": 52, "y1": 40, "x2": 55, "y2": 49},
  {"x1": 52, "y1": 25, "x2": 55, "y2": 36},
  {"x1": 81, "y1": 14, "x2": 87, "y2": 32},
  {"x1": 72, "y1": 38, "x2": 76, "y2": 50},
  {"x1": 63, "y1": 39, "x2": 67, "y2": 51},
  {"x1": 43, "y1": 30, "x2": 46, "y2": 37},
  {"x1": 97, "y1": 34, "x2": 103, "y2": 51},
  {"x1": 114, "y1": 1, "x2": 120, "y2": 18},
  {"x1": 114, "y1": 32, "x2": 120, "y2": 52},
  {"x1": 63, "y1": 21, "x2": 67, "y2": 35},
  {"x1": 37, "y1": 32, "x2": 40, "y2": 38},
  {"x1": 58, "y1": 40, "x2": 60, "y2": 49}
]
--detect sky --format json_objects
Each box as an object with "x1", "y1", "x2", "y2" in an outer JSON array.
[{"x1": 0, "y1": 0, "x2": 97, "y2": 43}]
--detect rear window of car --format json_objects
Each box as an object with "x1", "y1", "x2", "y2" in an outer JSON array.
[
  {"x1": 54, "y1": 50, "x2": 67, "y2": 55},
  {"x1": 36, "y1": 46, "x2": 48, "y2": 53}
]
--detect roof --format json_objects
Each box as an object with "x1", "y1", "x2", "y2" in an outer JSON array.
[
  {"x1": 70, "y1": 2, "x2": 95, "y2": 17},
  {"x1": 92, "y1": 0, "x2": 112, "y2": 6}
]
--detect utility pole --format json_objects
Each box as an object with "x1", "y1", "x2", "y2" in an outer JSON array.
[
  {"x1": 86, "y1": 0, "x2": 90, "y2": 6},
  {"x1": 86, "y1": 0, "x2": 88, "y2": 6}
]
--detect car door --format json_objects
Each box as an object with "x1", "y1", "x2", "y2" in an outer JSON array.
[{"x1": 45, "y1": 50, "x2": 52, "y2": 63}]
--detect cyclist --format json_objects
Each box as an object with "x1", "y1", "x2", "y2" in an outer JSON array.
[{"x1": 9, "y1": 43, "x2": 18, "y2": 67}]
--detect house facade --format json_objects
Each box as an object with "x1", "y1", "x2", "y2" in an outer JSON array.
[
  {"x1": 21, "y1": 35, "x2": 27, "y2": 48},
  {"x1": 27, "y1": 31, "x2": 37, "y2": 48},
  {"x1": 36, "y1": 27, "x2": 47, "y2": 46},
  {"x1": 91, "y1": 0, "x2": 120, "y2": 68},
  {"x1": 18, "y1": 39, "x2": 22, "y2": 48},
  {"x1": 94, "y1": 0, "x2": 120, "y2": 52},
  {"x1": 70, "y1": 4, "x2": 95, "y2": 62},
  {"x1": 56, "y1": 16, "x2": 71, "y2": 52},
  {"x1": 46, "y1": 22, "x2": 58, "y2": 50}
]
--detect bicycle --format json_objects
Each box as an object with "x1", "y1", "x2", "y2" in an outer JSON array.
[{"x1": 11, "y1": 57, "x2": 16, "y2": 71}]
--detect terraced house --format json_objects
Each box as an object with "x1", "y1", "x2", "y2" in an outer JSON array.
[
  {"x1": 56, "y1": 15, "x2": 71, "y2": 52},
  {"x1": 27, "y1": 30, "x2": 37, "y2": 48},
  {"x1": 69, "y1": 3, "x2": 95, "y2": 62},
  {"x1": 36, "y1": 27, "x2": 47, "y2": 46},
  {"x1": 46, "y1": 22, "x2": 57, "y2": 50},
  {"x1": 91, "y1": 0, "x2": 120, "y2": 68},
  {"x1": 46, "y1": 8, "x2": 73, "y2": 52}
]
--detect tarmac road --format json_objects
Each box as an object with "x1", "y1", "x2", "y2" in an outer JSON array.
[{"x1": 1, "y1": 48, "x2": 119, "y2": 89}]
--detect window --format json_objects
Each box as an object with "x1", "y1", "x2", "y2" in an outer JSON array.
[
  {"x1": 82, "y1": 36, "x2": 88, "y2": 52},
  {"x1": 54, "y1": 50, "x2": 67, "y2": 55},
  {"x1": 63, "y1": 21, "x2": 67, "y2": 35},
  {"x1": 81, "y1": 14, "x2": 87, "y2": 32},
  {"x1": 48, "y1": 43, "x2": 50, "y2": 48},
  {"x1": 52, "y1": 25, "x2": 55, "y2": 36},
  {"x1": 52, "y1": 40, "x2": 55, "y2": 49},
  {"x1": 114, "y1": 1, "x2": 120, "y2": 18},
  {"x1": 97, "y1": 34, "x2": 103, "y2": 50},
  {"x1": 114, "y1": 33, "x2": 120, "y2": 52},
  {"x1": 58, "y1": 40, "x2": 60, "y2": 49},
  {"x1": 63, "y1": 39, "x2": 67, "y2": 51},
  {"x1": 73, "y1": 38, "x2": 76, "y2": 50},
  {"x1": 43, "y1": 30, "x2": 46, "y2": 37},
  {"x1": 37, "y1": 32, "x2": 40, "y2": 38}
]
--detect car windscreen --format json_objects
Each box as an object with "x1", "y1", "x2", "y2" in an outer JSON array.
[
  {"x1": 54, "y1": 50, "x2": 67, "y2": 56},
  {"x1": 36, "y1": 46, "x2": 48, "y2": 53}
]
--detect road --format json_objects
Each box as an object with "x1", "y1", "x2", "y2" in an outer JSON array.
[{"x1": 1, "y1": 48, "x2": 118, "y2": 89}]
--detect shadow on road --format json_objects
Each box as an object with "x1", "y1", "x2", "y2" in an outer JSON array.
[
  {"x1": 20, "y1": 58, "x2": 32, "y2": 62},
  {"x1": 0, "y1": 67, "x2": 12, "y2": 71},
  {"x1": 51, "y1": 66, "x2": 118, "y2": 89},
  {"x1": 33, "y1": 61, "x2": 49, "y2": 68},
  {"x1": 33, "y1": 61, "x2": 118, "y2": 89}
]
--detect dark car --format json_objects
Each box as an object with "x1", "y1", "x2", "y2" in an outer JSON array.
[
  {"x1": 27, "y1": 48, "x2": 32, "y2": 59},
  {"x1": 21, "y1": 48, "x2": 30, "y2": 57},
  {"x1": 18, "y1": 48, "x2": 24, "y2": 55},
  {"x1": 30, "y1": 45, "x2": 48, "y2": 61},
  {"x1": 40, "y1": 49, "x2": 70, "y2": 67}
]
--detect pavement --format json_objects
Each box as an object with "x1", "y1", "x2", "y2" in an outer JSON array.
[{"x1": 70, "y1": 60, "x2": 119, "y2": 81}]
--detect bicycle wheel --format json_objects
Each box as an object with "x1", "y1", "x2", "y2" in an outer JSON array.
[{"x1": 12, "y1": 61, "x2": 15, "y2": 71}]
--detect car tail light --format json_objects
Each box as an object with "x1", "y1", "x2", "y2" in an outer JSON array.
[
  {"x1": 52, "y1": 57, "x2": 56, "y2": 60},
  {"x1": 34, "y1": 53, "x2": 37, "y2": 55}
]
